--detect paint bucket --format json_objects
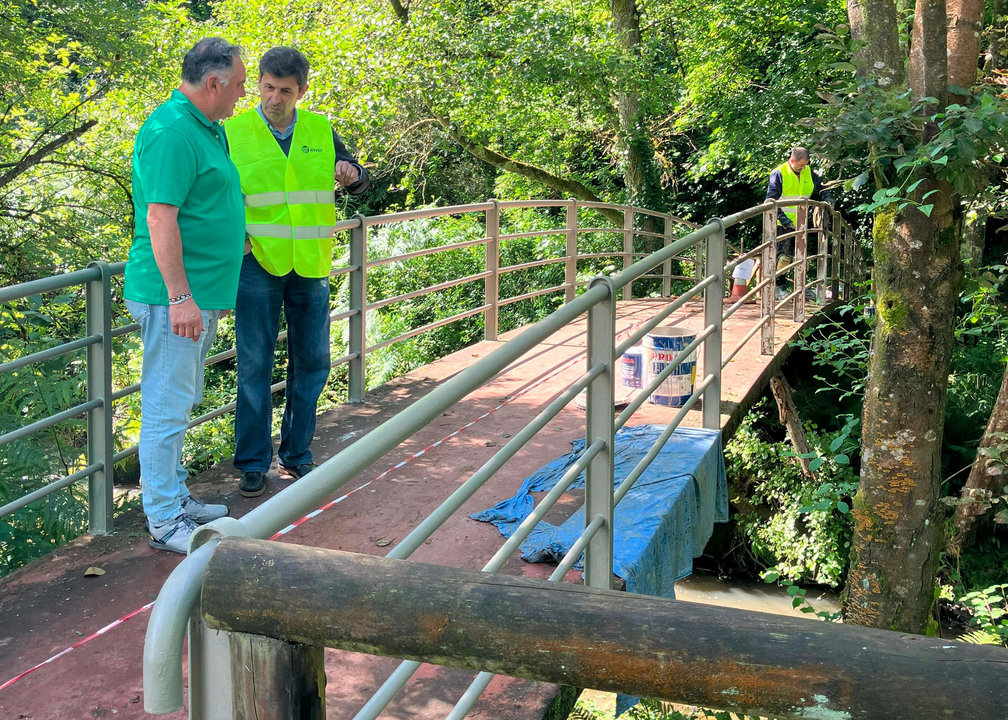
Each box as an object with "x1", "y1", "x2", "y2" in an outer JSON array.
[
  {"x1": 620, "y1": 346, "x2": 645, "y2": 389},
  {"x1": 645, "y1": 326, "x2": 697, "y2": 407}
]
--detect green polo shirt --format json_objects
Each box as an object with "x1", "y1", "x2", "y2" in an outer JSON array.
[{"x1": 124, "y1": 89, "x2": 245, "y2": 309}]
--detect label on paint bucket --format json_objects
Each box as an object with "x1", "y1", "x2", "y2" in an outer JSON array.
[
  {"x1": 620, "y1": 346, "x2": 645, "y2": 388},
  {"x1": 645, "y1": 326, "x2": 697, "y2": 407}
]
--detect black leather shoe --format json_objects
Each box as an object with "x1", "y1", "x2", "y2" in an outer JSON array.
[
  {"x1": 239, "y1": 471, "x2": 266, "y2": 498},
  {"x1": 278, "y1": 463, "x2": 317, "y2": 481}
]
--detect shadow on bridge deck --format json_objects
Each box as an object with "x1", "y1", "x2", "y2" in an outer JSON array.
[{"x1": 0, "y1": 298, "x2": 817, "y2": 720}]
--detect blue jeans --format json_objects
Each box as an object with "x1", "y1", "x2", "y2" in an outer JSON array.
[
  {"x1": 126, "y1": 300, "x2": 219, "y2": 525},
  {"x1": 233, "y1": 253, "x2": 331, "y2": 473}
]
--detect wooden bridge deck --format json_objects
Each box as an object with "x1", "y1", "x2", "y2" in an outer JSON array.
[{"x1": 0, "y1": 298, "x2": 814, "y2": 720}]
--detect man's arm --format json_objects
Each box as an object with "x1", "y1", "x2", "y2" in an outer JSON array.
[
  {"x1": 148, "y1": 202, "x2": 205, "y2": 341},
  {"x1": 333, "y1": 130, "x2": 369, "y2": 195},
  {"x1": 811, "y1": 169, "x2": 835, "y2": 204},
  {"x1": 765, "y1": 169, "x2": 792, "y2": 228}
]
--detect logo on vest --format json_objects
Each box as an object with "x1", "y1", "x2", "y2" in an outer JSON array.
[{"x1": 301, "y1": 145, "x2": 323, "y2": 154}]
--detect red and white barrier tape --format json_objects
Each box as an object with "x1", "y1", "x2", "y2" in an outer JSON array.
[
  {"x1": 2, "y1": 324, "x2": 637, "y2": 691},
  {"x1": 0, "y1": 602, "x2": 154, "y2": 690}
]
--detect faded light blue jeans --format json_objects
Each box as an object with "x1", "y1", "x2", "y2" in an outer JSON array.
[
  {"x1": 233, "y1": 253, "x2": 331, "y2": 474},
  {"x1": 127, "y1": 300, "x2": 219, "y2": 525}
]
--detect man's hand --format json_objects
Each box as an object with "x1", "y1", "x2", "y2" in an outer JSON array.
[
  {"x1": 170, "y1": 297, "x2": 206, "y2": 341},
  {"x1": 334, "y1": 160, "x2": 360, "y2": 188}
]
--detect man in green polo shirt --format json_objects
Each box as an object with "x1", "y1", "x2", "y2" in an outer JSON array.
[{"x1": 123, "y1": 37, "x2": 247, "y2": 554}]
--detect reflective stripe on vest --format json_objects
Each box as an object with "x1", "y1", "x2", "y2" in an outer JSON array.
[
  {"x1": 244, "y1": 224, "x2": 336, "y2": 242},
  {"x1": 777, "y1": 162, "x2": 815, "y2": 226},
  {"x1": 226, "y1": 109, "x2": 338, "y2": 277},
  {"x1": 244, "y1": 190, "x2": 337, "y2": 207}
]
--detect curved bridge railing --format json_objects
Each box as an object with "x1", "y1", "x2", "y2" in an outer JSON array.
[
  {"x1": 0, "y1": 197, "x2": 861, "y2": 538},
  {"x1": 112, "y1": 197, "x2": 860, "y2": 717}
]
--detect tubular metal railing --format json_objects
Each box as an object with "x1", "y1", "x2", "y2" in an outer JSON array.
[
  {"x1": 0, "y1": 196, "x2": 864, "y2": 715},
  {"x1": 109, "y1": 197, "x2": 863, "y2": 718},
  {"x1": 1, "y1": 199, "x2": 714, "y2": 532}
]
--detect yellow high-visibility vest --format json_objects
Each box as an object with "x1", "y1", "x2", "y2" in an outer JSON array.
[
  {"x1": 226, "y1": 109, "x2": 337, "y2": 277},
  {"x1": 777, "y1": 161, "x2": 815, "y2": 226}
]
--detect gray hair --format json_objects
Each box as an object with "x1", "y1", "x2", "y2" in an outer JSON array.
[
  {"x1": 259, "y1": 46, "x2": 310, "y2": 89},
  {"x1": 181, "y1": 37, "x2": 242, "y2": 86},
  {"x1": 790, "y1": 147, "x2": 810, "y2": 162}
]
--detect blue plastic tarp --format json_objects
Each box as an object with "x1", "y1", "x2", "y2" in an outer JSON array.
[{"x1": 471, "y1": 424, "x2": 729, "y2": 599}]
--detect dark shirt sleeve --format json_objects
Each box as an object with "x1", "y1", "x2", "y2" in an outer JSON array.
[
  {"x1": 765, "y1": 169, "x2": 783, "y2": 201},
  {"x1": 811, "y1": 169, "x2": 835, "y2": 205},
  {"x1": 333, "y1": 129, "x2": 370, "y2": 196},
  {"x1": 765, "y1": 169, "x2": 792, "y2": 226}
]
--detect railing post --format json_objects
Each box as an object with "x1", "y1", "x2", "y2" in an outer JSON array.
[
  {"x1": 584, "y1": 277, "x2": 615, "y2": 589},
  {"x1": 702, "y1": 221, "x2": 724, "y2": 431},
  {"x1": 565, "y1": 199, "x2": 578, "y2": 304},
  {"x1": 85, "y1": 261, "x2": 114, "y2": 535},
  {"x1": 843, "y1": 225, "x2": 852, "y2": 302},
  {"x1": 816, "y1": 207, "x2": 827, "y2": 303},
  {"x1": 761, "y1": 207, "x2": 776, "y2": 355},
  {"x1": 348, "y1": 216, "x2": 367, "y2": 403},
  {"x1": 622, "y1": 209, "x2": 634, "y2": 301},
  {"x1": 793, "y1": 204, "x2": 807, "y2": 323},
  {"x1": 187, "y1": 603, "x2": 235, "y2": 719},
  {"x1": 830, "y1": 208, "x2": 841, "y2": 302},
  {"x1": 694, "y1": 239, "x2": 703, "y2": 288},
  {"x1": 485, "y1": 200, "x2": 500, "y2": 341},
  {"x1": 662, "y1": 215, "x2": 673, "y2": 298}
]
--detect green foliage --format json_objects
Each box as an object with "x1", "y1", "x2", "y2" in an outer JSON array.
[
  {"x1": 791, "y1": 294, "x2": 873, "y2": 406},
  {"x1": 1, "y1": 290, "x2": 90, "y2": 574},
  {"x1": 811, "y1": 26, "x2": 1008, "y2": 219},
  {"x1": 360, "y1": 213, "x2": 486, "y2": 385},
  {"x1": 0, "y1": 488, "x2": 87, "y2": 576},
  {"x1": 570, "y1": 695, "x2": 764, "y2": 720},
  {"x1": 958, "y1": 583, "x2": 1008, "y2": 645},
  {"x1": 663, "y1": 0, "x2": 848, "y2": 182},
  {"x1": 725, "y1": 403, "x2": 856, "y2": 587},
  {"x1": 0, "y1": 0, "x2": 190, "y2": 285}
]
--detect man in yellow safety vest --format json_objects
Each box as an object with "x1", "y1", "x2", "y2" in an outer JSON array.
[
  {"x1": 765, "y1": 147, "x2": 833, "y2": 301},
  {"x1": 226, "y1": 46, "x2": 369, "y2": 498}
]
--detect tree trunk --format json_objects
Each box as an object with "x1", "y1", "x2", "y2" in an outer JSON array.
[
  {"x1": 611, "y1": 0, "x2": 655, "y2": 208},
  {"x1": 946, "y1": 0, "x2": 984, "y2": 99},
  {"x1": 950, "y1": 362, "x2": 1008, "y2": 553},
  {"x1": 847, "y1": 0, "x2": 904, "y2": 84},
  {"x1": 843, "y1": 0, "x2": 967, "y2": 635},
  {"x1": 908, "y1": 0, "x2": 949, "y2": 126},
  {"x1": 844, "y1": 186, "x2": 961, "y2": 631},
  {"x1": 388, "y1": 0, "x2": 409, "y2": 24}
]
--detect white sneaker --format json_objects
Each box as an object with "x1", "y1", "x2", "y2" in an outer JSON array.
[
  {"x1": 148, "y1": 514, "x2": 199, "y2": 554},
  {"x1": 774, "y1": 285, "x2": 790, "y2": 302},
  {"x1": 180, "y1": 494, "x2": 229, "y2": 524}
]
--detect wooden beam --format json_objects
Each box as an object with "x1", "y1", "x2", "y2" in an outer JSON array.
[
  {"x1": 201, "y1": 537, "x2": 1008, "y2": 720},
  {"x1": 227, "y1": 632, "x2": 325, "y2": 720},
  {"x1": 770, "y1": 373, "x2": 813, "y2": 476}
]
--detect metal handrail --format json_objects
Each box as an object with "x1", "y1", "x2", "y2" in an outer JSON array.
[
  {"x1": 0, "y1": 196, "x2": 861, "y2": 716},
  {"x1": 138, "y1": 198, "x2": 862, "y2": 717},
  {"x1": 0, "y1": 201, "x2": 858, "y2": 535}
]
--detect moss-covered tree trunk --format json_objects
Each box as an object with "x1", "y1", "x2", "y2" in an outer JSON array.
[
  {"x1": 843, "y1": 0, "x2": 966, "y2": 632},
  {"x1": 845, "y1": 189, "x2": 961, "y2": 630}
]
